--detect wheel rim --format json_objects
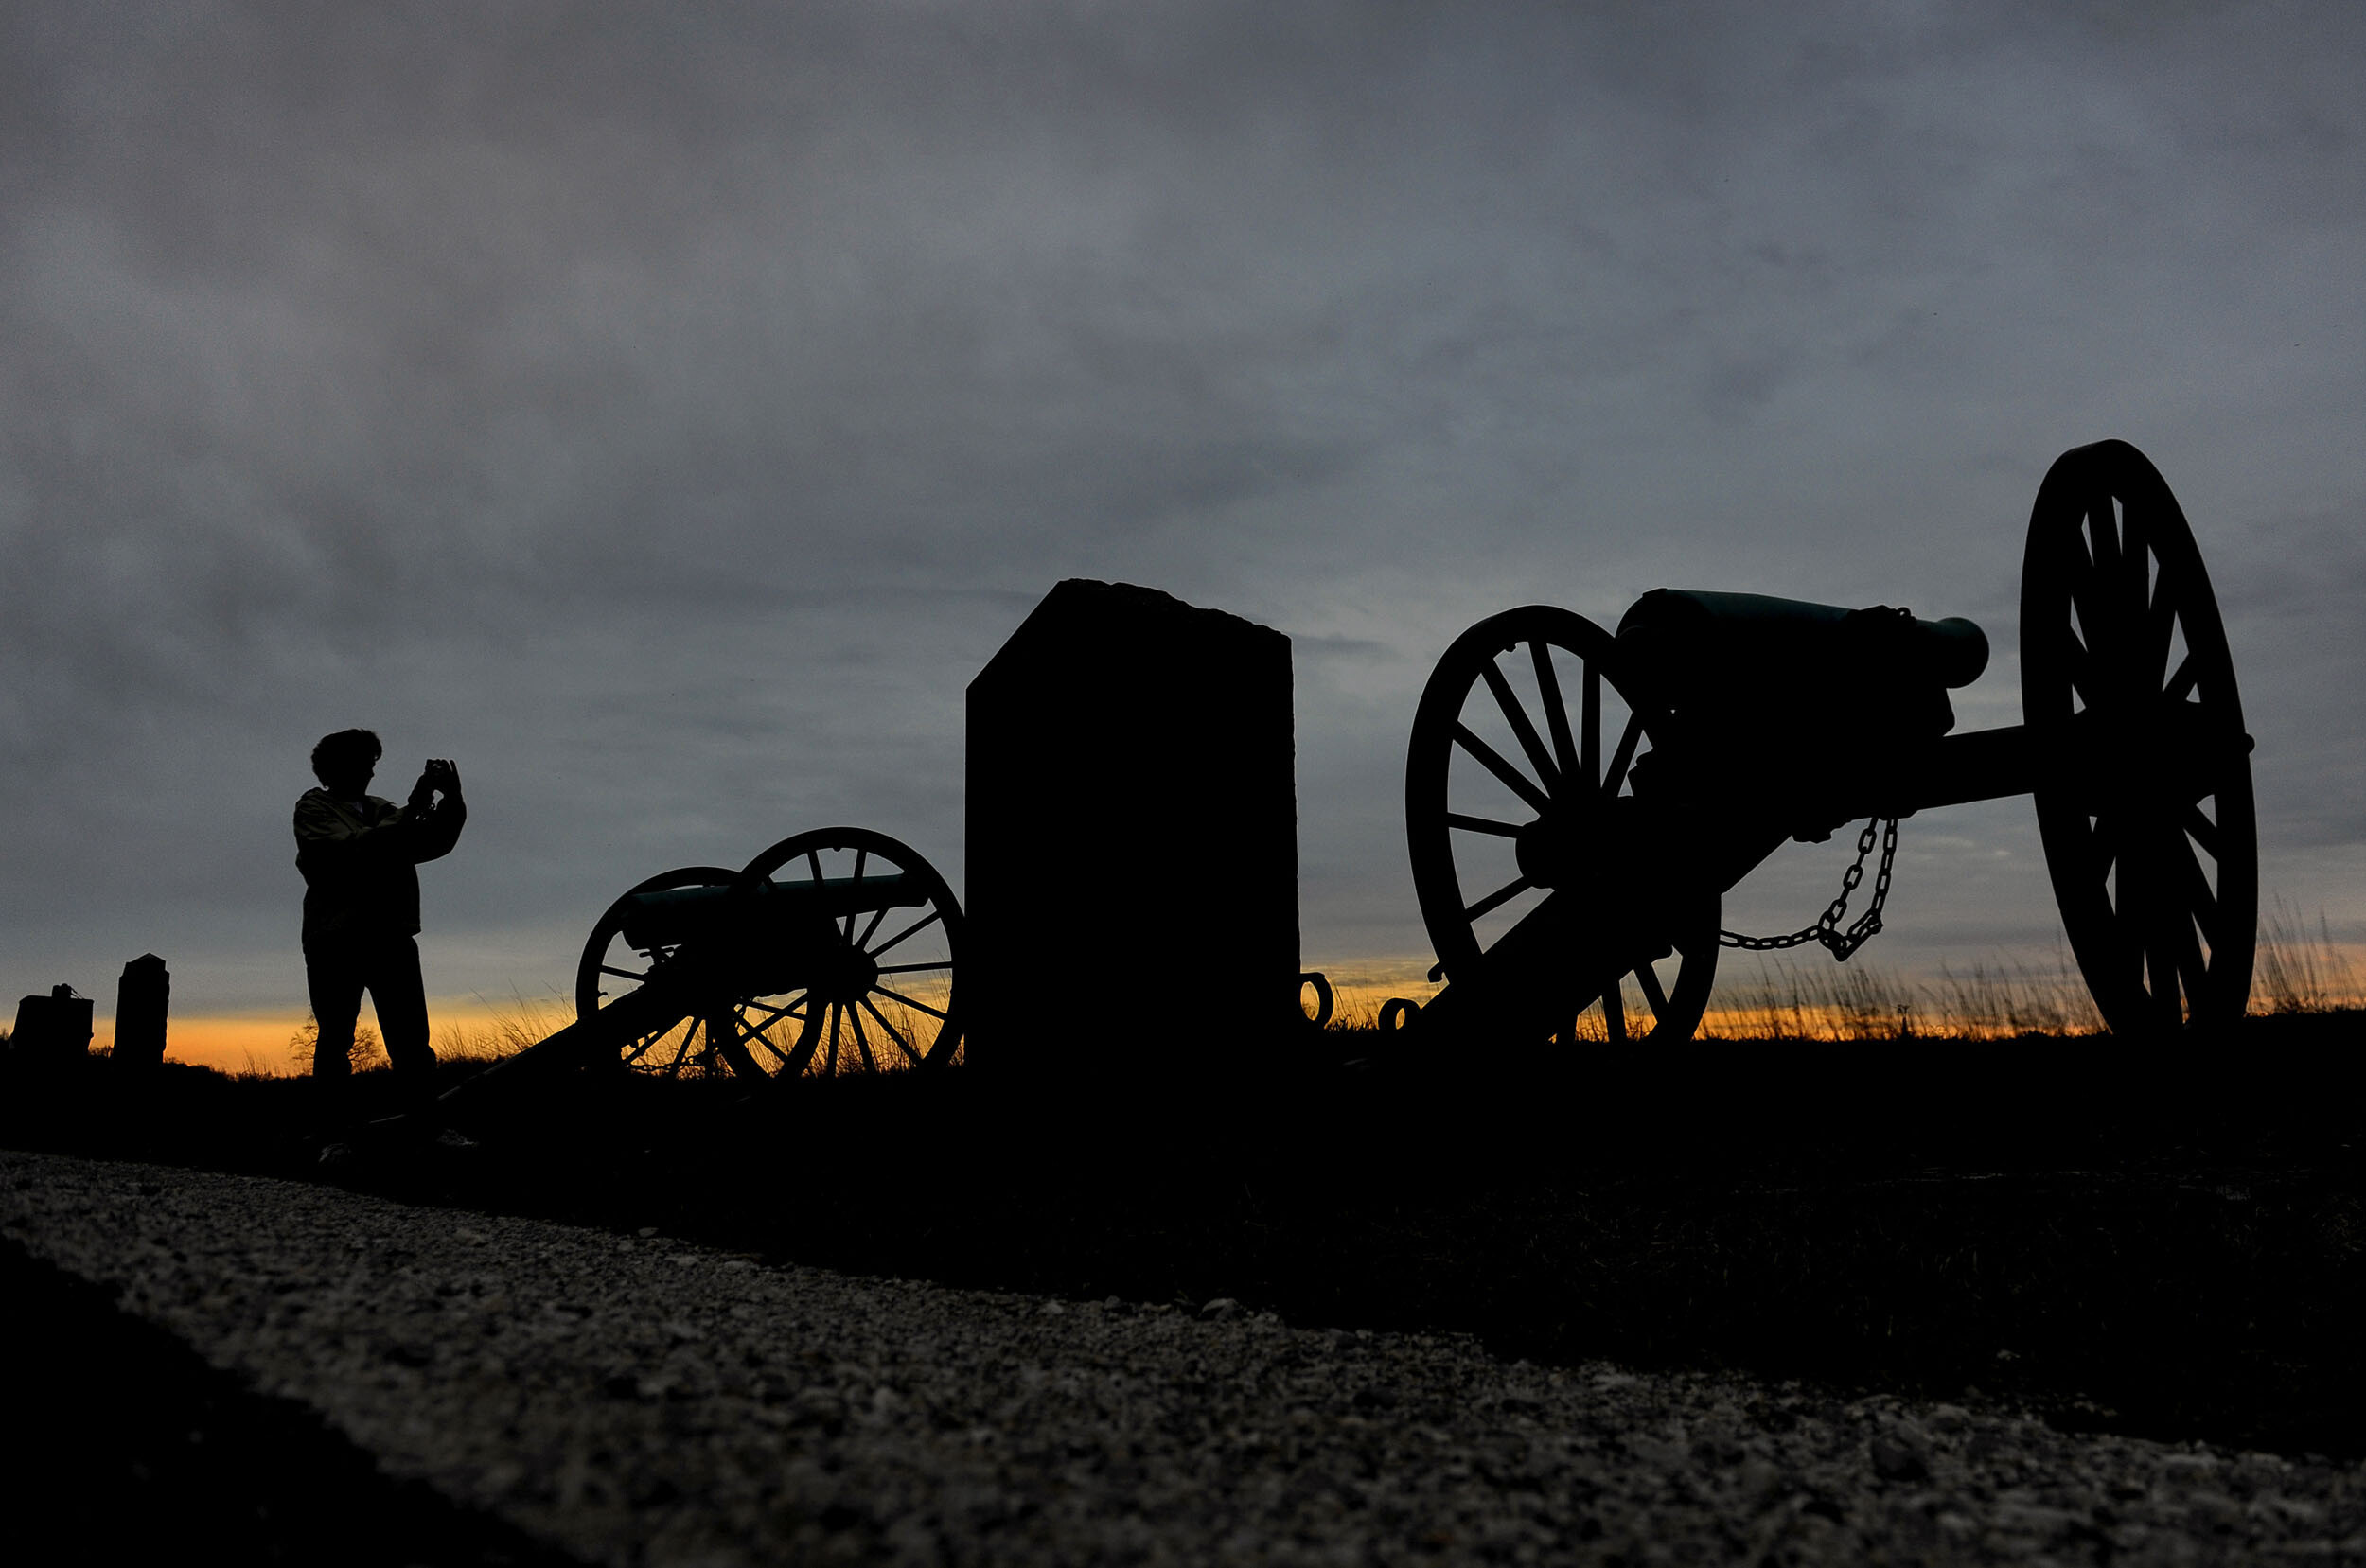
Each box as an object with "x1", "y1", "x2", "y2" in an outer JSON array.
[
  {"x1": 2021, "y1": 439, "x2": 2257, "y2": 1034},
  {"x1": 733, "y1": 827, "x2": 963, "y2": 1078},
  {"x1": 1405, "y1": 605, "x2": 1718, "y2": 1044},
  {"x1": 574, "y1": 865, "x2": 773, "y2": 1078}
]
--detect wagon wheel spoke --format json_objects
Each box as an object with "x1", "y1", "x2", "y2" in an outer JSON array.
[
  {"x1": 854, "y1": 902, "x2": 892, "y2": 953},
  {"x1": 873, "y1": 984, "x2": 950, "y2": 1022},
  {"x1": 741, "y1": 1018, "x2": 810, "y2": 1070},
  {"x1": 874, "y1": 960, "x2": 953, "y2": 976},
  {"x1": 2168, "y1": 907, "x2": 2211, "y2": 1009},
  {"x1": 2143, "y1": 837, "x2": 2208, "y2": 991},
  {"x1": 2164, "y1": 830, "x2": 2222, "y2": 951},
  {"x1": 1464, "y1": 874, "x2": 1533, "y2": 924},
  {"x1": 1445, "y1": 812, "x2": 1523, "y2": 838},
  {"x1": 1453, "y1": 722, "x2": 1554, "y2": 816},
  {"x1": 1579, "y1": 661, "x2": 1602, "y2": 793},
  {"x1": 859, "y1": 997, "x2": 925, "y2": 1067},
  {"x1": 2145, "y1": 921, "x2": 2184, "y2": 1031},
  {"x1": 2142, "y1": 590, "x2": 2178, "y2": 696},
  {"x1": 1603, "y1": 710, "x2": 1645, "y2": 796},
  {"x1": 747, "y1": 1028, "x2": 804, "y2": 1070},
  {"x1": 2066, "y1": 557, "x2": 2105, "y2": 660},
  {"x1": 2087, "y1": 812, "x2": 2121, "y2": 883},
  {"x1": 2119, "y1": 523, "x2": 2170, "y2": 695},
  {"x1": 659, "y1": 1021, "x2": 699, "y2": 1077},
  {"x1": 1479, "y1": 659, "x2": 1562, "y2": 795},
  {"x1": 844, "y1": 846, "x2": 868, "y2": 939},
  {"x1": 1531, "y1": 641, "x2": 1580, "y2": 786},
  {"x1": 625, "y1": 1016, "x2": 705, "y2": 1078},
  {"x1": 2181, "y1": 802, "x2": 2221, "y2": 860},
  {"x1": 2096, "y1": 487, "x2": 2128, "y2": 572},
  {"x1": 2114, "y1": 493, "x2": 2149, "y2": 637},
  {"x1": 713, "y1": 1006, "x2": 770, "y2": 1079},
  {"x1": 848, "y1": 1006, "x2": 879, "y2": 1073},
  {"x1": 1600, "y1": 980, "x2": 1628, "y2": 1045},
  {"x1": 739, "y1": 995, "x2": 808, "y2": 1031},
  {"x1": 2063, "y1": 631, "x2": 2098, "y2": 711},
  {"x1": 868, "y1": 908, "x2": 943, "y2": 960},
  {"x1": 2110, "y1": 495, "x2": 2183, "y2": 698},
  {"x1": 1634, "y1": 962, "x2": 1670, "y2": 1020}
]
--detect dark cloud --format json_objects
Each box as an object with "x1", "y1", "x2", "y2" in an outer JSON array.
[{"x1": 4, "y1": 2, "x2": 2360, "y2": 1014}]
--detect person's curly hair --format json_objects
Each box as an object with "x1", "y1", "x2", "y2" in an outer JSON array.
[{"x1": 309, "y1": 729, "x2": 383, "y2": 786}]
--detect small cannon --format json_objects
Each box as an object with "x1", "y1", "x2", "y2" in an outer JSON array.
[
  {"x1": 1394, "y1": 439, "x2": 2256, "y2": 1043},
  {"x1": 479, "y1": 827, "x2": 962, "y2": 1084}
]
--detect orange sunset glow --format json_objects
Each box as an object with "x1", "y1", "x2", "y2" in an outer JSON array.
[{"x1": 103, "y1": 1001, "x2": 527, "y2": 1078}]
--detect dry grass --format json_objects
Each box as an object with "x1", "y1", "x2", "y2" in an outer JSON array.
[
  {"x1": 2256, "y1": 895, "x2": 2364, "y2": 1014},
  {"x1": 1324, "y1": 900, "x2": 2361, "y2": 1045},
  {"x1": 1697, "y1": 901, "x2": 2362, "y2": 1040},
  {"x1": 1700, "y1": 948, "x2": 2107, "y2": 1042},
  {"x1": 1316, "y1": 993, "x2": 1401, "y2": 1031},
  {"x1": 435, "y1": 990, "x2": 578, "y2": 1064}
]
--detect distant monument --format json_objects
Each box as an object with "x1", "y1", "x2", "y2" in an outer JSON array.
[
  {"x1": 9, "y1": 983, "x2": 93, "y2": 1070},
  {"x1": 966, "y1": 580, "x2": 1299, "y2": 1076},
  {"x1": 113, "y1": 954, "x2": 170, "y2": 1075}
]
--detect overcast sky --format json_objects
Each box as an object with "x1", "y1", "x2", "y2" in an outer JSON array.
[{"x1": 4, "y1": 1, "x2": 2360, "y2": 1030}]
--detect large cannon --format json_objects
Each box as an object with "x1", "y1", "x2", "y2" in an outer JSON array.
[{"x1": 1393, "y1": 439, "x2": 2256, "y2": 1043}]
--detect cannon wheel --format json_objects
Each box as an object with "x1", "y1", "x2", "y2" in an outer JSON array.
[
  {"x1": 574, "y1": 865, "x2": 793, "y2": 1078},
  {"x1": 1406, "y1": 605, "x2": 1718, "y2": 1044},
  {"x1": 734, "y1": 826, "x2": 964, "y2": 1076},
  {"x1": 2022, "y1": 439, "x2": 2258, "y2": 1034}
]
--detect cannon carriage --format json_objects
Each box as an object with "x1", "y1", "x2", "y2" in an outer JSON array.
[
  {"x1": 575, "y1": 827, "x2": 962, "y2": 1080},
  {"x1": 457, "y1": 827, "x2": 962, "y2": 1089},
  {"x1": 1394, "y1": 439, "x2": 2257, "y2": 1045}
]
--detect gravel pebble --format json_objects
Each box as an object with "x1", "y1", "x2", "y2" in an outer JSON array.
[{"x1": 6, "y1": 1149, "x2": 2365, "y2": 1565}]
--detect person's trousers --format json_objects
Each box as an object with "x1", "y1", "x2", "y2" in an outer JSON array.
[{"x1": 304, "y1": 932, "x2": 436, "y2": 1097}]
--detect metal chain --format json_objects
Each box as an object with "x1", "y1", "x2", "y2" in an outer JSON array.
[{"x1": 1719, "y1": 814, "x2": 1900, "y2": 962}]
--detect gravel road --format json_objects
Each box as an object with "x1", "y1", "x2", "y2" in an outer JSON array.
[{"x1": 5, "y1": 1149, "x2": 2362, "y2": 1566}]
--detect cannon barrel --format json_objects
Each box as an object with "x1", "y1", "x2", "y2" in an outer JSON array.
[
  {"x1": 1616, "y1": 589, "x2": 1988, "y2": 744},
  {"x1": 1616, "y1": 590, "x2": 1988, "y2": 688},
  {"x1": 618, "y1": 872, "x2": 925, "y2": 952}
]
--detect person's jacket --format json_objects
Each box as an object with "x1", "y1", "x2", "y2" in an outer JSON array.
[{"x1": 293, "y1": 787, "x2": 467, "y2": 948}]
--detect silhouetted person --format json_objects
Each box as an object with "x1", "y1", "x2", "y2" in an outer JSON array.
[{"x1": 294, "y1": 730, "x2": 466, "y2": 1120}]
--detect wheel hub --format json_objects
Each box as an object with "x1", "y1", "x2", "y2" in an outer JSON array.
[
  {"x1": 1513, "y1": 813, "x2": 1576, "y2": 889},
  {"x1": 811, "y1": 941, "x2": 879, "y2": 1004},
  {"x1": 1515, "y1": 797, "x2": 1630, "y2": 891}
]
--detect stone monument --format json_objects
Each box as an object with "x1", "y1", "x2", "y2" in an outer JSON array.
[
  {"x1": 9, "y1": 983, "x2": 93, "y2": 1069},
  {"x1": 113, "y1": 954, "x2": 170, "y2": 1075},
  {"x1": 966, "y1": 580, "x2": 1298, "y2": 1076}
]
